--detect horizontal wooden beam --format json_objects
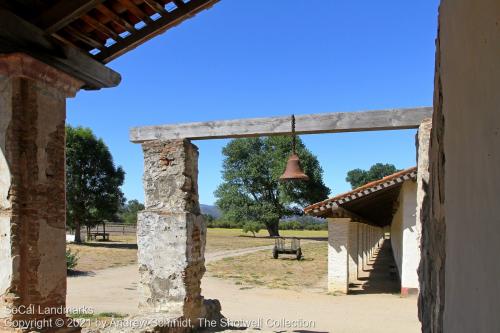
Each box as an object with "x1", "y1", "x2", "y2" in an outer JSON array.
[
  {"x1": 0, "y1": 8, "x2": 121, "y2": 90},
  {"x1": 130, "y1": 107, "x2": 433, "y2": 143}
]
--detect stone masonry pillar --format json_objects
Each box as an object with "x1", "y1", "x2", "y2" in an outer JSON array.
[
  {"x1": 0, "y1": 54, "x2": 83, "y2": 332},
  {"x1": 327, "y1": 218, "x2": 351, "y2": 294},
  {"x1": 137, "y1": 139, "x2": 209, "y2": 326}
]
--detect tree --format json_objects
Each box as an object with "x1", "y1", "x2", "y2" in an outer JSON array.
[
  {"x1": 66, "y1": 126, "x2": 125, "y2": 243},
  {"x1": 345, "y1": 163, "x2": 400, "y2": 189},
  {"x1": 119, "y1": 199, "x2": 145, "y2": 225},
  {"x1": 215, "y1": 136, "x2": 330, "y2": 237},
  {"x1": 242, "y1": 221, "x2": 263, "y2": 237}
]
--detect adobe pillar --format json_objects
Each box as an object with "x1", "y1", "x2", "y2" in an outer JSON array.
[
  {"x1": 327, "y1": 218, "x2": 355, "y2": 294},
  {"x1": 0, "y1": 54, "x2": 83, "y2": 332}
]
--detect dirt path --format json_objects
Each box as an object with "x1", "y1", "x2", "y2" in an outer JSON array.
[
  {"x1": 67, "y1": 244, "x2": 420, "y2": 333},
  {"x1": 67, "y1": 244, "x2": 279, "y2": 315}
]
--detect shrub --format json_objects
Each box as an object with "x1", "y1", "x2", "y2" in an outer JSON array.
[
  {"x1": 66, "y1": 249, "x2": 79, "y2": 271},
  {"x1": 242, "y1": 221, "x2": 263, "y2": 237}
]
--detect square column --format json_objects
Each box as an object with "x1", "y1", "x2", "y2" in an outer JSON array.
[
  {"x1": 327, "y1": 218, "x2": 352, "y2": 294},
  {"x1": 357, "y1": 224, "x2": 364, "y2": 278},
  {"x1": 136, "y1": 139, "x2": 220, "y2": 329},
  {"x1": 348, "y1": 222, "x2": 359, "y2": 283},
  {"x1": 362, "y1": 224, "x2": 368, "y2": 270},
  {"x1": 0, "y1": 54, "x2": 83, "y2": 332}
]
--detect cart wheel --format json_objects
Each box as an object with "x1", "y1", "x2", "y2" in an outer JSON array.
[
  {"x1": 296, "y1": 248, "x2": 302, "y2": 260},
  {"x1": 273, "y1": 247, "x2": 278, "y2": 259}
]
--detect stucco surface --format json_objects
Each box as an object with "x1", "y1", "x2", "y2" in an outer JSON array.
[{"x1": 439, "y1": 0, "x2": 500, "y2": 331}]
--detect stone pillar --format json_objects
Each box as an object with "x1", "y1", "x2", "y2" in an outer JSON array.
[
  {"x1": 327, "y1": 218, "x2": 351, "y2": 294},
  {"x1": 348, "y1": 222, "x2": 358, "y2": 283},
  {"x1": 137, "y1": 139, "x2": 209, "y2": 325},
  {"x1": 0, "y1": 54, "x2": 83, "y2": 332}
]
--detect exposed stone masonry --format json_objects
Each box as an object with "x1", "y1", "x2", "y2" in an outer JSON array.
[
  {"x1": 134, "y1": 139, "x2": 219, "y2": 332},
  {"x1": 0, "y1": 54, "x2": 83, "y2": 332},
  {"x1": 418, "y1": 26, "x2": 446, "y2": 332}
]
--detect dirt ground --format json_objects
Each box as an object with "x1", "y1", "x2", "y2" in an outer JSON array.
[
  {"x1": 67, "y1": 241, "x2": 420, "y2": 333},
  {"x1": 67, "y1": 229, "x2": 327, "y2": 272},
  {"x1": 207, "y1": 242, "x2": 327, "y2": 290}
]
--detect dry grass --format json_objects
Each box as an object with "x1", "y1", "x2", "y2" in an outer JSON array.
[
  {"x1": 67, "y1": 229, "x2": 328, "y2": 273},
  {"x1": 206, "y1": 241, "x2": 328, "y2": 291},
  {"x1": 67, "y1": 237, "x2": 137, "y2": 272}
]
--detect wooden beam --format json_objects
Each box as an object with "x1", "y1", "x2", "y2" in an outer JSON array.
[
  {"x1": 142, "y1": 0, "x2": 169, "y2": 15},
  {"x1": 95, "y1": 0, "x2": 219, "y2": 63},
  {"x1": 80, "y1": 14, "x2": 120, "y2": 40},
  {"x1": 96, "y1": 4, "x2": 137, "y2": 32},
  {"x1": 119, "y1": 0, "x2": 153, "y2": 24},
  {"x1": 63, "y1": 25, "x2": 103, "y2": 50},
  {"x1": 129, "y1": 107, "x2": 433, "y2": 143},
  {"x1": 34, "y1": 0, "x2": 106, "y2": 34},
  {"x1": 0, "y1": 8, "x2": 121, "y2": 89}
]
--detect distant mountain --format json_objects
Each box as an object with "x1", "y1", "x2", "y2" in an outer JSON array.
[{"x1": 200, "y1": 204, "x2": 222, "y2": 219}]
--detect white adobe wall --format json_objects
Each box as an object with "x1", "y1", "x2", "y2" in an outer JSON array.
[
  {"x1": 437, "y1": 1, "x2": 500, "y2": 331},
  {"x1": 390, "y1": 199, "x2": 403, "y2": 277},
  {"x1": 390, "y1": 180, "x2": 418, "y2": 292}
]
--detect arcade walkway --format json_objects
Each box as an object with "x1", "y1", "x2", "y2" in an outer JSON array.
[{"x1": 349, "y1": 239, "x2": 401, "y2": 295}]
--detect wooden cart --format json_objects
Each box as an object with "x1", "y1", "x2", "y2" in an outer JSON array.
[{"x1": 273, "y1": 237, "x2": 302, "y2": 260}]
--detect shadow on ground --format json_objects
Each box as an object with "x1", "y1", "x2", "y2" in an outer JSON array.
[
  {"x1": 348, "y1": 240, "x2": 400, "y2": 295},
  {"x1": 67, "y1": 269, "x2": 96, "y2": 277},
  {"x1": 74, "y1": 241, "x2": 138, "y2": 250}
]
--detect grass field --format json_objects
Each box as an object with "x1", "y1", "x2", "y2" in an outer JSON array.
[
  {"x1": 67, "y1": 228, "x2": 328, "y2": 272},
  {"x1": 206, "y1": 241, "x2": 328, "y2": 291}
]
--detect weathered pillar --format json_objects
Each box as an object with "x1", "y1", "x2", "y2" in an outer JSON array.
[
  {"x1": 348, "y1": 222, "x2": 358, "y2": 283},
  {"x1": 136, "y1": 139, "x2": 217, "y2": 329},
  {"x1": 327, "y1": 218, "x2": 351, "y2": 294},
  {"x1": 0, "y1": 54, "x2": 83, "y2": 332}
]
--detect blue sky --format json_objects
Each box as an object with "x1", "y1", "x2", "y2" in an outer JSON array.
[{"x1": 67, "y1": 0, "x2": 440, "y2": 205}]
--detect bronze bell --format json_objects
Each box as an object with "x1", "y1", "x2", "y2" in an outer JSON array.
[{"x1": 280, "y1": 153, "x2": 309, "y2": 181}]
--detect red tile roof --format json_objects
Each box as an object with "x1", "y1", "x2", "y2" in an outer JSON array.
[{"x1": 304, "y1": 166, "x2": 417, "y2": 215}]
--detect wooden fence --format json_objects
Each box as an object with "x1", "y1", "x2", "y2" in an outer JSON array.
[{"x1": 87, "y1": 222, "x2": 137, "y2": 235}]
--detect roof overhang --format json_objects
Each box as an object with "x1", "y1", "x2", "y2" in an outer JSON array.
[
  {"x1": 305, "y1": 167, "x2": 417, "y2": 226},
  {"x1": 0, "y1": 0, "x2": 219, "y2": 89}
]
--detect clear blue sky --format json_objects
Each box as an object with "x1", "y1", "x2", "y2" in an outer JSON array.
[{"x1": 67, "y1": 0, "x2": 439, "y2": 205}]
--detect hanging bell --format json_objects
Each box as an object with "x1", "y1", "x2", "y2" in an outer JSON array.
[{"x1": 280, "y1": 153, "x2": 310, "y2": 181}]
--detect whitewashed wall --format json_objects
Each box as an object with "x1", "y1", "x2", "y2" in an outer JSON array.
[{"x1": 390, "y1": 180, "x2": 418, "y2": 290}]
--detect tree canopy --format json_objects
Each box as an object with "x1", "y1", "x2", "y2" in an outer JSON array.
[
  {"x1": 215, "y1": 136, "x2": 330, "y2": 236},
  {"x1": 345, "y1": 163, "x2": 400, "y2": 189},
  {"x1": 119, "y1": 199, "x2": 145, "y2": 225},
  {"x1": 66, "y1": 126, "x2": 125, "y2": 242}
]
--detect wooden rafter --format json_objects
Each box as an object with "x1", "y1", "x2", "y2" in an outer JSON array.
[
  {"x1": 96, "y1": 3, "x2": 137, "y2": 32},
  {"x1": 142, "y1": 0, "x2": 169, "y2": 15},
  {"x1": 34, "y1": 0, "x2": 106, "y2": 34},
  {"x1": 95, "y1": 0, "x2": 219, "y2": 63},
  {"x1": 119, "y1": 0, "x2": 153, "y2": 24},
  {"x1": 1, "y1": 0, "x2": 219, "y2": 67},
  {"x1": 0, "y1": 8, "x2": 121, "y2": 89},
  {"x1": 80, "y1": 14, "x2": 119, "y2": 40}
]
